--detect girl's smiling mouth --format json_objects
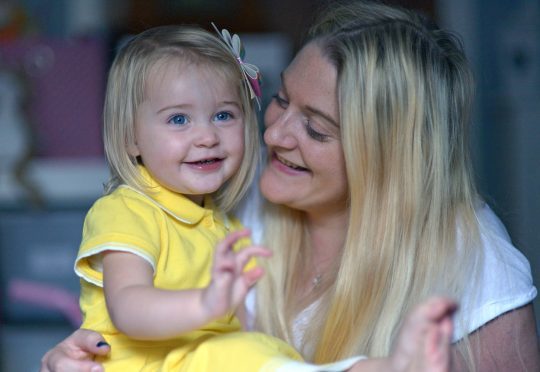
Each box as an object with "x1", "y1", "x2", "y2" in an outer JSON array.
[{"x1": 185, "y1": 158, "x2": 224, "y2": 170}]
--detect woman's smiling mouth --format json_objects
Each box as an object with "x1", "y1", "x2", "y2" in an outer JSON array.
[{"x1": 274, "y1": 153, "x2": 309, "y2": 171}]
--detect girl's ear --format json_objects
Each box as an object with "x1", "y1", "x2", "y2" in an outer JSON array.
[{"x1": 127, "y1": 140, "x2": 140, "y2": 157}]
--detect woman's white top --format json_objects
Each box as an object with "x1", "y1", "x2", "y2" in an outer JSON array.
[
  {"x1": 457, "y1": 202, "x2": 537, "y2": 341},
  {"x1": 239, "y1": 191, "x2": 537, "y2": 348}
]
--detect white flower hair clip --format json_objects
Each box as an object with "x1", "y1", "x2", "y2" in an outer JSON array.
[{"x1": 212, "y1": 23, "x2": 262, "y2": 109}]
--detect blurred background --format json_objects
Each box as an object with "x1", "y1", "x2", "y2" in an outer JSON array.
[{"x1": 0, "y1": 0, "x2": 538, "y2": 370}]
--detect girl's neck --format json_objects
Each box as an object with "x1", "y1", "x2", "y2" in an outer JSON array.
[{"x1": 185, "y1": 194, "x2": 205, "y2": 206}]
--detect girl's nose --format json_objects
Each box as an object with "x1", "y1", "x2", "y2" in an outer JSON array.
[{"x1": 195, "y1": 124, "x2": 220, "y2": 148}]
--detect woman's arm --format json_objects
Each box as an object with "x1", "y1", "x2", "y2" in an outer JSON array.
[
  {"x1": 452, "y1": 303, "x2": 539, "y2": 371},
  {"x1": 103, "y1": 229, "x2": 270, "y2": 339},
  {"x1": 40, "y1": 329, "x2": 110, "y2": 372}
]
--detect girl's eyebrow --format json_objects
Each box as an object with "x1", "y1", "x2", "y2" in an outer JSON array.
[
  {"x1": 220, "y1": 101, "x2": 242, "y2": 108},
  {"x1": 280, "y1": 72, "x2": 339, "y2": 128},
  {"x1": 157, "y1": 103, "x2": 191, "y2": 114},
  {"x1": 156, "y1": 101, "x2": 241, "y2": 114}
]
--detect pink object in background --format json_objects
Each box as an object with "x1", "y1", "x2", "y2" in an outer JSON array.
[
  {"x1": 7, "y1": 278, "x2": 82, "y2": 327},
  {"x1": 0, "y1": 38, "x2": 106, "y2": 158}
]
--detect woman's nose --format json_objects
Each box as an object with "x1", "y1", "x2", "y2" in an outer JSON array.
[{"x1": 263, "y1": 110, "x2": 297, "y2": 149}]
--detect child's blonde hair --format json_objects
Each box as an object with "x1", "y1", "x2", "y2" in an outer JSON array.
[{"x1": 103, "y1": 25, "x2": 260, "y2": 212}]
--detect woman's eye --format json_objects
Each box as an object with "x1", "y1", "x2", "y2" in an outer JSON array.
[
  {"x1": 272, "y1": 93, "x2": 288, "y2": 109},
  {"x1": 168, "y1": 114, "x2": 188, "y2": 126},
  {"x1": 214, "y1": 111, "x2": 232, "y2": 121},
  {"x1": 305, "y1": 120, "x2": 329, "y2": 142}
]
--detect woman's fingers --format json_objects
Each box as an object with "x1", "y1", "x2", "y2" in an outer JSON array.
[
  {"x1": 80, "y1": 331, "x2": 111, "y2": 356},
  {"x1": 40, "y1": 329, "x2": 110, "y2": 372}
]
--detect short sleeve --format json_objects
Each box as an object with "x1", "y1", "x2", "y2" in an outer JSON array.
[
  {"x1": 454, "y1": 204, "x2": 537, "y2": 342},
  {"x1": 74, "y1": 191, "x2": 163, "y2": 287}
]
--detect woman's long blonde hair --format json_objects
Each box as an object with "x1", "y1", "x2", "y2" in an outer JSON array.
[
  {"x1": 256, "y1": 1, "x2": 482, "y2": 369},
  {"x1": 103, "y1": 25, "x2": 260, "y2": 212}
]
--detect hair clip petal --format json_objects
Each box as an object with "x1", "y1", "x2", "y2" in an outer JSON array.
[
  {"x1": 242, "y1": 63, "x2": 259, "y2": 80},
  {"x1": 232, "y1": 34, "x2": 242, "y2": 57},
  {"x1": 211, "y1": 22, "x2": 262, "y2": 110},
  {"x1": 222, "y1": 29, "x2": 232, "y2": 46}
]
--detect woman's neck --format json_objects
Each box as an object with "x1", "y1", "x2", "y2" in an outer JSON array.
[
  {"x1": 306, "y1": 210, "x2": 348, "y2": 264},
  {"x1": 292, "y1": 209, "x2": 348, "y2": 307}
]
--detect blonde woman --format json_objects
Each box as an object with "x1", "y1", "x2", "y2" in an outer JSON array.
[{"x1": 41, "y1": 1, "x2": 538, "y2": 371}]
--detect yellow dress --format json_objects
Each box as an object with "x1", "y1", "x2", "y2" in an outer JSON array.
[{"x1": 75, "y1": 167, "x2": 304, "y2": 371}]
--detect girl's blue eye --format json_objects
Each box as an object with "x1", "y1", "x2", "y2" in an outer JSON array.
[
  {"x1": 169, "y1": 114, "x2": 187, "y2": 126},
  {"x1": 214, "y1": 111, "x2": 232, "y2": 121}
]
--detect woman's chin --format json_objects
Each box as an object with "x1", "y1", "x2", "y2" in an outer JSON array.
[{"x1": 259, "y1": 172, "x2": 291, "y2": 206}]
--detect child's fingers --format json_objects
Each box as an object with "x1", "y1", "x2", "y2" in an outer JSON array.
[
  {"x1": 440, "y1": 316, "x2": 453, "y2": 345},
  {"x1": 428, "y1": 297, "x2": 458, "y2": 324},
  {"x1": 396, "y1": 296, "x2": 457, "y2": 358},
  {"x1": 243, "y1": 266, "x2": 266, "y2": 287},
  {"x1": 412, "y1": 297, "x2": 457, "y2": 325},
  {"x1": 425, "y1": 316, "x2": 453, "y2": 370},
  {"x1": 213, "y1": 250, "x2": 236, "y2": 271},
  {"x1": 424, "y1": 324, "x2": 449, "y2": 371},
  {"x1": 215, "y1": 229, "x2": 252, "y2": 256},
  {"x1": 228, "y1": 267, "x2": 265, "y2": 307},
  {"x1": 234, "y1": 246, "x2": 272, "y2": 272}
]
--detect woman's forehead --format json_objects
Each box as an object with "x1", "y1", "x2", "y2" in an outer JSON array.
[{"x1": 283, "y1": 43, "x2": 339, "y2": 125}]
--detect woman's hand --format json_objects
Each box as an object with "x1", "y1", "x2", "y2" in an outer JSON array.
[{"x1": 40, "y1": 329, "x2": 110, "y2": 372}]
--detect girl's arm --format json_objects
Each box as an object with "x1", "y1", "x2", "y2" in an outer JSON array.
[
  {"x1": 103, "y1": 250, "x2": 208, "y2": 339},
  {"x1": 103, "y1": 228, "x2": 271, "y2": 340}
]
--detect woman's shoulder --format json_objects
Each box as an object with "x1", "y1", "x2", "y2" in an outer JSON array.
[{"x1": 475, "y1": 202, "x2": 533, "y2": 282}]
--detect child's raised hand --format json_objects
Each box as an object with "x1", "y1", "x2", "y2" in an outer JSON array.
[
  {"x1": 201, "y1": 228, "x2": 272, "y2": 320},
  {"x1": 389, "y1": 297, "x2": 457, "y2": 372}
]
